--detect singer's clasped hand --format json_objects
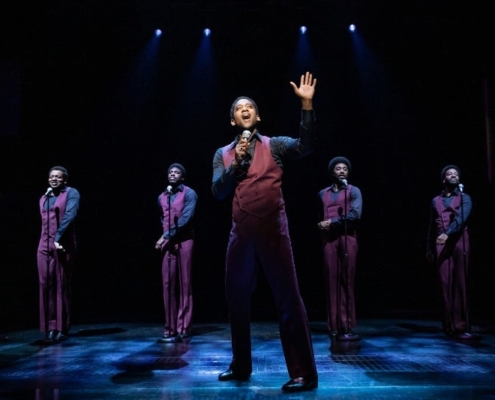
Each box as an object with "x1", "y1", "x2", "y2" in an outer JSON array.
[{"x1": 235, "y1": 140, "x2": 249, "y2": 162}]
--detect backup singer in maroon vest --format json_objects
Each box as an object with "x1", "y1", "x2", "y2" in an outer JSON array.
[
  {"x1": 318, "y1": 156, "x2": 362, "y2": 342},
  {"x1": 155, "y1": 163, "x2": 197, "y2": 343},
  {"x1": 37, "y1": 166, "x2": 80, "y2": 343},
  {"x1": 426, "y1": 165, "x2": 476, "y2": 340},
  {"x1": 212, "y1": 72, "x2": 318, "y2": 393}
]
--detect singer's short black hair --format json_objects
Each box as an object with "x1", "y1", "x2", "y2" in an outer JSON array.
[
  {"x1": 168, "y1": 163, "x2": 186, "y2": 177},
  {"x1": 441, "y1": 165, "x2": 460, "y2": 180},
  {"x1": 49, "y1": 166, "x2": 69, "y2": 180},
  {"x1": 230, "y1": 96, "x2": 259, "y2": 120},
  {"x1": 328, "y1": 157, "x2": 351, "y2": 174}
]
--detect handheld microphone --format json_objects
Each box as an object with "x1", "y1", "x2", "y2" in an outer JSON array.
[
  {"x1": 241, "y1": 130, "x2": 251, "y2": 141},
  {"x1": 166, "y1": 185, "x2": 173, "y2": 194},
  {"x1": 458, "y1": 183, "x2": 464, "y2": 192},
  {"x1": 44, "y1": 187, "x2": 53, "y2": 196},
  {"x1": 340, "y1": 179, "x2": 348, "y2": 187},
  {"x1": 238, "y1": 130, "x2": 253, "y2": 168}
]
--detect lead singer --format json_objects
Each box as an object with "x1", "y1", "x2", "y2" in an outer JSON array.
[
  {"x1": 37, "y1": 166, "x2": 80, "y2": 344},
  {"x1": 212, "y1": 72, "x2": 318, "y2": 393}
]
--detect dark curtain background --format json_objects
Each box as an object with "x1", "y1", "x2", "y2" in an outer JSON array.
[{"x1": 1, "y1": 1, "x2": 494, "y2": 332}]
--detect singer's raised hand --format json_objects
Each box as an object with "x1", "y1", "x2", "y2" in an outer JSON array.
[{"x1": 289, "y1": 71, "x2": 317, "y2": 109}]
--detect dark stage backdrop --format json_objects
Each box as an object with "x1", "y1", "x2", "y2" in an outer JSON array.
[{"x1": 1, "y1": 1, "x2": 494, "y2": 332}]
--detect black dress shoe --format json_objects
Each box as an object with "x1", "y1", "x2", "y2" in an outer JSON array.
[
  {"x1": 337, "y1": 331, "x2": 361, "y2": 341},
  {"x1": 158, "y1": 335, "x2": 181, "y2": 343},
  {"x1": 456, "y1": 332, "x2": 480, "y2": 340},
  {"x1": 281, "y1": 373, "x2": 318, "y2": 392},
  {"x1": 41, "y1": 330, "x2": 57, "y2": 345},
  {"x1": 218, "y1": 369, "x2": 250, "y2": 381},
  {"x1": 46, "y1": 330, "x2": 57, "y2": 342},
  {"x1": 179, "y1": 333, "x2": 191, "y2": 340},
  {"x1": 55, "y1": 331, "x2": 68, "y2": 342}
]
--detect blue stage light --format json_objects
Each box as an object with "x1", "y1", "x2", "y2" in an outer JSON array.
[
  {"x1": 204, "y1": 28, "x2": 211, "y2": 37},
  {"x1": 300, "y1": 26, "x2": 307, "y2": 34},
  {"x1": 155, "y1": 29, "x2": 162, "y2": 37},
  {"x1": 349, "y1": 24, "x2": 356, "y2": 32}
]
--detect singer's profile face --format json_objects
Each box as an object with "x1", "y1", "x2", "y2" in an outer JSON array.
[
  {"x1": 444, "y1": 169, "x2": 459, "y2": 185},
  {"x1": 332, "y1": 163, "x2": 349, "y2": 181},
  {"x1": 48, "y1": 170, "x2": 66, "y2": 189},
  {"x1": 168, "y1": 167, "x2": 184, "y2": 185},
  {"x1": 231, "y1": 99, "x2": 260, "y2": 129}
]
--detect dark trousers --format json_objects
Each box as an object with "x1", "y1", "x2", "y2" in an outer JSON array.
[
  {"x1": 323, "y1": 234, "x2": 358, "y2": 333},
  {"x1": 37, "y1": 246, "x2": 73, "y2": 334},
  {"x1": 436, "y1": 233, "x2": 470, "y2": 332},
  {"x1": 162, "y1": 239, "x2": 194, "y2": 336},
  {"x1": 225, "y1": 207, "x2": 316, "y2": 378}
]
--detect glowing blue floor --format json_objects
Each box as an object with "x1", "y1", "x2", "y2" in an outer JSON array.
[{"x1": 1, "y1": 319, "x2": 494, "y2": 399}]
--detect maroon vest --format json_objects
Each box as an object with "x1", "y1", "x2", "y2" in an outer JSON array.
[
  {"x1": 323, "y1": 185, "x2": 353, "y2": 220},
  {"x1": 434, "y1": 194, "x2": 466, "y2": 234},
  {"x1": 38, "y1": 188, "x2": 74, "y2": 249},
  {"x1": 160, "y1": 186, "x2": 188, "y2": 232},
  {"x1": 222, "y1": 135, "x2": 283, "y2": 221}
]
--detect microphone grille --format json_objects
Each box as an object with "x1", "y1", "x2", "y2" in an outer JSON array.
[{"x1": 241, "y1": 130, "x2": 251, "y2": 140}]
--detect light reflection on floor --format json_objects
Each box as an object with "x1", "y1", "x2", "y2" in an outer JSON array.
[{"x1": 0, "y1": 319, "x2": 494, "y2": 399}]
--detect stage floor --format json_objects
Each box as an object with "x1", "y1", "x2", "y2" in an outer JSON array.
[{"x1": 1, "y1": 318, "x2": 494, "y2": 399}]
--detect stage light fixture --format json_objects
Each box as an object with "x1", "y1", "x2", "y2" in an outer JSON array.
[
  {"x1": 349, "y1": 24, "x2": 356, "y2": 32},
  {"x1": 155, "y1": 29, "x2": 162, "y2": 37},
  {"x1": 204, "y1": 28, "x2": 211, "y2": 37},
  {"x1": 300, "y1": 26, "x2": 307, "y2": 34}
]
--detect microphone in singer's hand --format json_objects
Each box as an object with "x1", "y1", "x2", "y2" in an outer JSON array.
[
  {"x1": 166, "y1": 185, "x2": 172, "y2": 194},
  {"x1": 458, "y1": 183, "x2": 464, "y2": 192},
  {"x1": 340, "y1": 179, "x2": 348, "y2": 187},
  {"x1": 44, "y1": 187, "x2": 53, "y2": 196},
  {"x1": 237, "y1": 130, "x2": 252, "y2": 167},
  {"x1": 241, "y1": 130, "x2": 251, "y2": 141}
]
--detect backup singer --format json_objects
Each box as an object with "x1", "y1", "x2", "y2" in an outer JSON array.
[
  {"x1": 156, "y1": 163, "x2": 197, "y2": 343},
  {"x1": 426, "y1": 165, "x2": 477, "y2": 340},
  {"x1": 318, "y1": 157, "x2": 362, "y2": 342},
  {"x1": 37, "y1": 166, "x2": 80, "y2": 344}
]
